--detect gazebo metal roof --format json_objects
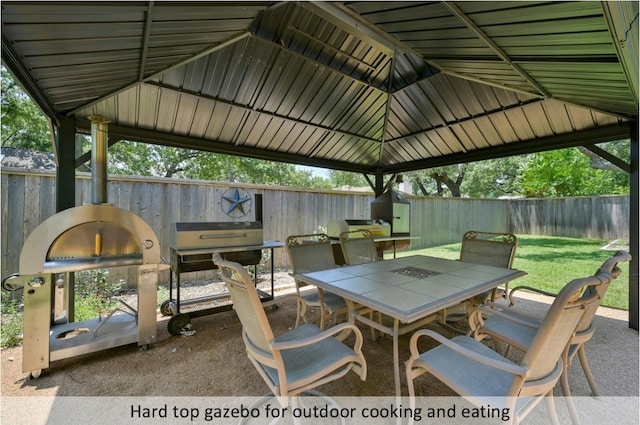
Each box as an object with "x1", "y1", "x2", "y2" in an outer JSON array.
[{"x1": 2, "y1": 2, "x2": 637, "y2": 174}]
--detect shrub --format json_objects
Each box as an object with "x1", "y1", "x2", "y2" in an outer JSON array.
[
  {"x1": 1, "y1": 290, "x2": 23, "y2": 348},
  {"x1": 73, "y1": 269, "x2": 124, "y2": 321}
]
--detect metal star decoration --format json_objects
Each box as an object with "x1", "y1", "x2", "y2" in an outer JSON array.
[{"x1": 222, "y1": 188, "x2": 251, "y2": 217}]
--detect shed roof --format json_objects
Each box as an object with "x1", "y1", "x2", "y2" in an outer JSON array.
[{"x1": 1, "y1": 1, "x2": 637, "y2": 175}]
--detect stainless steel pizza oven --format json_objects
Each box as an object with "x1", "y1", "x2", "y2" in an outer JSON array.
[{"x1": 3, "y1": 116, "x2": 167, "y2": 378}]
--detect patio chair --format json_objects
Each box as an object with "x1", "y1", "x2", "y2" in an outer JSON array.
[
  {"x1": 461, "y1": 230, "x2": 518, "y2": 304},
  {"x1": 286, "y1": 233, "x2": 348, "y2": 329},
  {"x1": 339, "y1": 229, "x2": 381, "y2": 265},
  {"x1": 339, "y1": 229, "x2": 384, "y2": 338},
  {"x1": 406, "y1": 272, "x2": 606, "y2": 425},
  {"x1": 443, "y1": 231, "x2": 517, "y2": 323},
  {"x1": 469, "y1": 250, "x2": 631, "y2": 399},
  {"x1": 212, "y1": 253, "x2": 367, "y2": 403}
]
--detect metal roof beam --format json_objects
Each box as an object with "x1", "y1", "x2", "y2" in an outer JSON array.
[
  {"x1": 435, "y1": 68, "x2": 545, "y2": 98},
  {"x1": 1, "y1": 36, "x2": 58, "y2": 122},
  {"x1": 74, "y1": 120, "x2": 377, "y2": 175},
  {"x1": 67, "y1": 31, "x2": 252, "y2": 116},
  {"x1": 382, "y1": 123, "x2": 632, "y2": 173},
  {"x1": 252, "y1": 34, "x2": 388, "y2": 93},
  {"x1": 601, "y1": 1, "x2": 639, "y2": 104},
  {"x1": 138, "y1": 1, "x2": 154, "y2": 82},
  {"x1": 583, "y1": 143, "x2": 631, "y2": 173},
  {"x1": 384, "y1": 98, "x2": 545, "y2": 144},
  {"x1": 443, "y1": 2, "x2": 551, "y2": 98}
]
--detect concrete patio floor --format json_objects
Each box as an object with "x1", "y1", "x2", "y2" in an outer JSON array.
[{"x1": 1, "y1": 284, "x2": 638, "y2": 425}]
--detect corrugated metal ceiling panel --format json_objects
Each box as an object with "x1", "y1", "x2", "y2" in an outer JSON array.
[
  {"x1": 1, "y1": 1, "x2": 636, "y2": 176},
  {"x1": 348, "y1": 1, "x2": 636, "y2": 117}
]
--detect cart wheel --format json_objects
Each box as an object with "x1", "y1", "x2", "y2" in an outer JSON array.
[
  {"x1": 160, "y1": 300, "x2": 174, "y2": 316},
  {"x1": 168, "y1": 313, "x2": 191, "y2": 336},
  {"x1": 30, "y1": 369, "x2": 42, "y2": 379}
]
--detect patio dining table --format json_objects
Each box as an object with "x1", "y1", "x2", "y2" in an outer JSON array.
[{"x1": 295, "y1": 254, "x2": 527, "y2": 396}]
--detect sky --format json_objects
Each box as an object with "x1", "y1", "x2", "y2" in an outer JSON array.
[{"x1": 297, "y1": 165, "x2": 329, "y2": 178}]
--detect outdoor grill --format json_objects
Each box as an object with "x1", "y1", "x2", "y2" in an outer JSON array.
[
  {"x1": 327, "y1": 189, "x2": 413, "y2": 263},
  {"x1": 370, "y1": 188, "x2": 413, "y2": 254},
  {"x1": 2, "y1": 116, "x2": 167, "y2": 378},
  {"x1": 370, "y1": 188, "x2": 411, "y2": 237},
  {"x1": 327, "y1": 219, "x2": 391, "y2": 239},
  {"x1": 164, "y1": 195, "x2": 284, "y2": 334}
]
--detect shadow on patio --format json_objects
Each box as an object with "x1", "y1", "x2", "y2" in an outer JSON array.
[{"x1": 2, "y1": 287, "x2": 637, "y2": 398}]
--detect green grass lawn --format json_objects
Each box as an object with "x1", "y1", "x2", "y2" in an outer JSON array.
[{"x1": 394, "y1": 235, "x2": 630, "y2": 310}]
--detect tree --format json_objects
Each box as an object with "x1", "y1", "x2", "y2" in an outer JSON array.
[
  {"x1": 107, "y1": 141, "x2": 200, "y2": 178},
  {"x1": 1, "y1": 67, "x2": 51, "y2": 150},
  {"x1": 107, "y1": 139, "x2": 334, "y2": 188},
  {"x1": 408, "y1": 164, "x2": 468, "y2": 197},
  {"x1": 328, "y1": 170, "x2": 369, "y2": 188},
  {"x1": 521, "y1": 146, "x2": 630, "y2": 197},
  {"x1": 462, "y1": 156, "x2": 529, "y2": 198}
]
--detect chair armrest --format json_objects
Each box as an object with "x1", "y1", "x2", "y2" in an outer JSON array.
[
  {"x1": 409, "y1": 329, "x2": 528, "y2": 377},
  {"x1": 271, "y1": 322, "x2": 363, "y2": 353},
  {"x1": 508, "y1": 285, "x2": 558, "y2": 306},
  {"x1": 468, "y1": 302, "x2": 540, "y2": 334},
  {"x1": 478, "y1": 303, "x2": 540, "y2": 326},
  {"x1": 274, "y1": 293, "x2": 307, "y2": 317}
]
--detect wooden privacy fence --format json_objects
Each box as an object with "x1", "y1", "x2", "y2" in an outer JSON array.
[{"x1": 1, "y1": 169, "x2": 630, "y2": 283}]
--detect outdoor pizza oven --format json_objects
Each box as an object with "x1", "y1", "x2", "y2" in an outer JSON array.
[{"x1": 2, "y1": 116, "x2": 167, "y2": 378}]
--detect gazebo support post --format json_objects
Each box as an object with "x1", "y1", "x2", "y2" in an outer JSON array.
[{"x1": 629, "y1": 122, "x2": 638, "y2": 331}]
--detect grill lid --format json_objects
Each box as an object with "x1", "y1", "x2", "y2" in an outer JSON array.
[{"x1": 170, "y1": 221, "x2": 263, "y2": 251}]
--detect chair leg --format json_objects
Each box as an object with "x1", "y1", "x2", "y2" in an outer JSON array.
[
  {"x1": 295, "y1": 304, "x2": 302, "y2": 328},
  {"x1": 577, "y1": 345, "x2": 599, "y2": 396},
  {"x1": 406, "y1": 366, "x2": 417, "y2": 399},
  {"x1": 560, "y1": 362, "x2": 572, "y2": 397},
  {"x1": 561, "y1": 371, "x2": 581, "y2": 425},
  {"x1": 559, "y1": 352, "x2": 581, "y2": 425},
  {"x1": 319, "y1": 308, "x2": 326, "y2": 330},
  {"x1": 406, "y1": 369, "x2": 418, "y2": 425},
  {"x1": 544, "y1": 392, "x2": 561, "y2": 425}
]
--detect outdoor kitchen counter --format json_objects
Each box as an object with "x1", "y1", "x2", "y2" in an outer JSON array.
[{"x1": 171, "y1": 240, "x2": 285, "y2": 256}]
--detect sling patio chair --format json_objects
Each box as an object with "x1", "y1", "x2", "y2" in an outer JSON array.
[
  {"x1": 339, "y1": 229, "x2": 384, "y2": 339},
  {"x1": 460, "y1": 230, "x2": 518, "y2": 305},
  {"x1": 212, "y1": 253, "x2": 367, "y2": 405},
  {"x1": 469, "y1": 251, "x2": 631, "y2": 400},
  {"x1": 339, "y1": 229, "x2": 381, "y2": 265},
  {"x1": 286, "y1": 233, "x2": 348, "y2": 329},
  {"x1": 443, "y1": 231, "x2": 518, "y2": 323},
  {"x1": 406, "y1": 271, "x2": 606, "y2": 425}
]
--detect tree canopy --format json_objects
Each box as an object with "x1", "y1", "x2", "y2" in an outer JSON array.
[{"x1": 1, "y1": 68, "x2": 51, "y2": 150}]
